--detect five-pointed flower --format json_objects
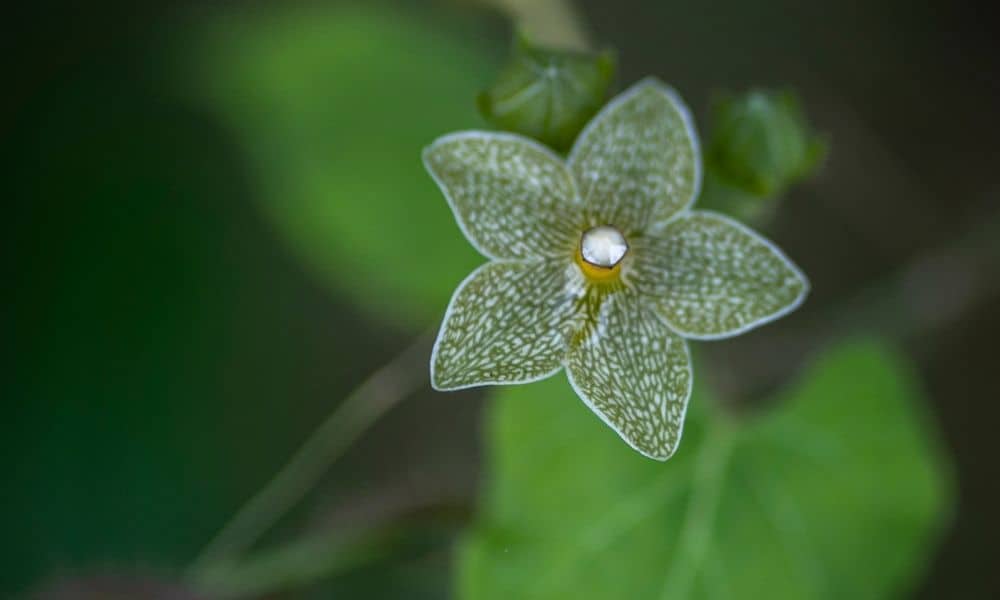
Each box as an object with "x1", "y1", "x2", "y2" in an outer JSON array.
[{"x1": 423, "y1": 78, "x2": 809, "y2": 460}]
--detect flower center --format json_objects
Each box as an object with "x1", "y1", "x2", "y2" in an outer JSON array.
[{"x1": 577, "y1": 225, "x2": 628, "y2": 282}]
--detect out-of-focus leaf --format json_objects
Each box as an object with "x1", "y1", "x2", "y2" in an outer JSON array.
[
  {"x1": 187, "y1": 5, "x2": 496, "y2": 328},
  {"x1": 706, "y1": 90, "x2": 826, "y2": 199},
  {"x1": 478, "y1": 33, "x2": 615, "y2": 152},
  {"x1": 458, "y1": 340, "x2": 951, "y2": 599}
]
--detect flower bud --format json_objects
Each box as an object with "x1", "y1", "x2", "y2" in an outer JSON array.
[
  {"x1": 706, "y1": 90, "x2": 826, "y2": 198},
  {"x1": 478, "y1": 32, "x2": 615, "y2": 152}
]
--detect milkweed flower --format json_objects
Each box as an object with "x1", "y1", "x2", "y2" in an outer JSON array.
[{"x1": 424, "y1": 78, "x2": 808, "y2": 460}]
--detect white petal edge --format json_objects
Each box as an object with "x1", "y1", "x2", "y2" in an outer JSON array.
[
  {"x1": 429, "y1": 260, "x2": 570, "y2": 391},
  {"x1": 422, "y1": 130, "x2": 580, "y2": 261},
  {"x1": 568, "y1": 76, "x2": 703, "y2": 229},
  {"x1": 563, "y1": 354, "x2": 693, "y2": 462},
  {"x1": 563, "y1": 297, "x2": 694, "y2": 462},
  {"x1": 649, "y1": 209, "x2": 811, "y2": 341}
]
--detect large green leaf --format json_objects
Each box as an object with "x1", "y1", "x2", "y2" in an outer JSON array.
[
  {"x1": 187, "y1": 5, "x2": 497, "y2": 327},
  {"x1": 458, "y1": 340, "x2": 951, "y2": 599}
]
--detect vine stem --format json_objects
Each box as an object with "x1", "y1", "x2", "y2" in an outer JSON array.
[
  {"x1": 487, "y1": 0, "x2": 591, "y2": 51},
  {"x1": 659, "y1": 420, "x2": 736, "y2": 599},
  {"x1": 188, "y1": 330, "x2": 435, "y2": 575}
]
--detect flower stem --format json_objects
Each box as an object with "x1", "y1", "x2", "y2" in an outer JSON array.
[
  {"x1": 192, "y1": 500, "x2": 469, "y2": 599},
  {"x1": 188, "y1": 330, "x2": 435, "y2": 575},
  {"x1": 659, "y1": 420, "x2": 736, "y2": 599},
  {"x1": 486, "y1": 0, "x2": 591, "y2": 51}
]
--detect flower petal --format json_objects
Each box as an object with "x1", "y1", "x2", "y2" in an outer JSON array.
[
  {"x1": 565, "y1": 291, "x2": 693, "y2": 460},
  {"x1": 568, "y1": 77, "x2": 701, "y2": 234},
  {"x1": 423, "y1": 132, "x2": 581, "y2": 260},
  {"x1": 432, "y1": 260, "x2": 581, "y2": 390},
  {"x1": 631, "y1": 210, "x2": 809, "y2": 339}
]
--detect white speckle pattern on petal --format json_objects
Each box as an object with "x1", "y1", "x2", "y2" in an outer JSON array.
[
  {"x1": 423, "y1": 78, "x2": 810, "y2": 461},
  {"x1": 568, "y1": 78, "x2": 700, "y2": 234},
  {"x1": 423, "y1": 132, "x2": 580, "y2": 260},
  {"x1": 631, "y1": 210, "x2": 809, "y2": 339},
  {"x1": 565, "y1": 291, "x2": 692, "y2": 460},
  {"x1": 432, "y1": 260, "x2": 583, "y2": 390}
]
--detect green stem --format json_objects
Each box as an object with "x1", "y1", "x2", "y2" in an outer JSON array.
[
  {"x1": 195, "y1": 524, "x2": 400, "y2": 599},
  {"x1": 487, "y1": 0, "x2": 591, "y2": 51},
  {"x1": 659, "y1": 420, "x2": 736, "y2": 599},
  {"x1": 192, "y1": 502, "x2": 469, "y2": 599},
  {"x1": 189, "y1": 330, "x2": 434, "y2": 575}
]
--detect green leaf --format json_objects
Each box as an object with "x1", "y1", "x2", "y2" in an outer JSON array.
[
  {"x1": 478, "y1": 34, "x2": 616, "y2": 152},
  {"x1": 185, "y1": 5, "x2": 497, "y2": 328},
  {"x1": 458, "y1": 340, "x2": 951, "y2": 600}
]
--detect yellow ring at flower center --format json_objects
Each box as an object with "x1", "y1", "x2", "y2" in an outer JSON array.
[
  {"x1": 576, "y1": 225, "x2": 628, "y2": 283},
  {"x1": 576, "y1": 249, "x2": 623, "y2": 282}
]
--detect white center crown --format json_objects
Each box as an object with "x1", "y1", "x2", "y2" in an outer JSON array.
[{"x1": 580, "y1": 225, "x2": 628, "y2": 268}]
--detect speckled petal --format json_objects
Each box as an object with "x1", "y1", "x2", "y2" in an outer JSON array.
[
  {"x1": 565, "y1": 290, "x2": 692, "y2": 460},
  {"x1": 431, "y1": 260, "x2": 582, "y2": 390},
  {"x1": 423, "y1": 132, "x2": 581, "y2": 260},
  {"x1": 568, "y1": 77, "x2": 700, "y2": 234},
  {"x1": 631, "y1": 210, "x2": 809, "y2": 339}
]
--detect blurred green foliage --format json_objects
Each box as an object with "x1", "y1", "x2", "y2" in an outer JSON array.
[
  {"x1": 8, "y1": 5, "x2": 488, "y2": 595},
  {"x1": 477, "y1": 33, "x2": 616, "y2": 152},
  {"x1": 707, "y1": 90, "x2": 826, "y2": 197},
  {"x1": 189, "y1": 4, "x2": 497, "y2": 329},
  {"x1": 458, "y1": 341, "x2": 951, "y2": 599},
  {"x1": 5, "y1": 66, "x2": 249, "y2": 593},
  {"x1": 700, "y1": 90, "x2": 825, "y2": 222}
]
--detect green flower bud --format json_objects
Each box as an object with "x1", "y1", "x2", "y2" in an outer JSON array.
[
  {"x1": 706, "y1": 90, "x2": 826, "y2": 198},
  {"x1": 477, "y1": 32, "x2": 615, "y2": 152}
]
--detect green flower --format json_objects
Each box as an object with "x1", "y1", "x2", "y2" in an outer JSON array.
[{"x1": 424, "y1": 78, "x2": 809, "y2": 460}]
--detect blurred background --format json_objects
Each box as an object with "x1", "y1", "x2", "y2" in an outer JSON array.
[{"x1": 4, "y1": 0, "x2": 999, "y2": 598}]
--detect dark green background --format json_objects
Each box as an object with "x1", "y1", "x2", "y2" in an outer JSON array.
[{"x1": 4, "y1": 0, "x2": 999, "y2": 597}]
